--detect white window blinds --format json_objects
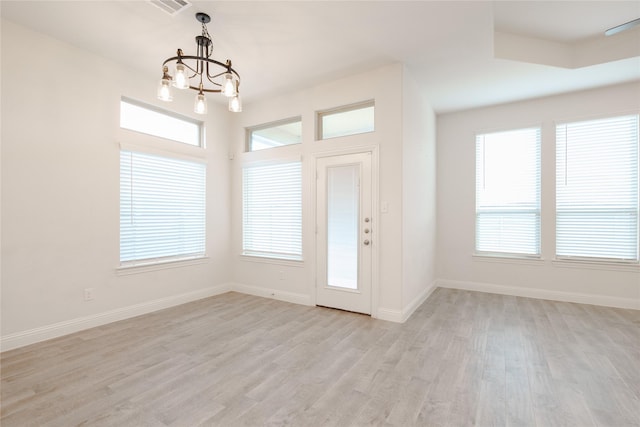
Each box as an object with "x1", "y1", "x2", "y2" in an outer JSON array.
[
  {"x1": 242, "y1": 161, "x2": 302, "y2": 260},
  {"x1": 556, "y1": 115, "x2": 639, "y2": 261},
  {"x1": 120, "y1": 151, "x2": 206, "y2": 265},
  {"x1": 476, "y1": 127, "x2": 541, "y2": 256}
]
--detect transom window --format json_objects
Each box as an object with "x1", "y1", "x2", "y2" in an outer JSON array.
[
  {"x1": 247, "y1": 117, "x2": 302, "y2": 152},
  {"x1": 318, "y1": 101, "x2": 375, "y2": 140},
  {"x1": 120, "y1": 98, "x2": 203, "y2": 147}
]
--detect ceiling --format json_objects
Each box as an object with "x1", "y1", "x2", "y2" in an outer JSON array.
[{"x1": 1, "y1": 1, "x2": 639, "y2": 113}]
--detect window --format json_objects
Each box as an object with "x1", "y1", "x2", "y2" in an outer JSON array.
[
  {"x1": 119, "y1": 98, "x2": 206, "y2": 267},
  {"x1": 242, "y1": 161, "x2": 302, "y2": 260},
  {"x1": 318, "y1": 101, "x2": 374, "y2": 140},
  {"x1": 556, "y1": 115, "x2": 639, "y2": 261},
  {"x1": 247, "y1": 117, "x2": 302, "y2": 152},
  {"x1": 475, "y1": 127, "x2": 541, "y2": 256},
  {"x1": 120, "y1": 151, "x2": 206, "y2": 265},
  {"x1": 120, "y1": 98, "x2": 203, "y2": 147}
]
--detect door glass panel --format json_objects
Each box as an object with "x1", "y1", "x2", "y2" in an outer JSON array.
[{"x1": 327, "y1": 165, "x2": 359, "y2": 289}]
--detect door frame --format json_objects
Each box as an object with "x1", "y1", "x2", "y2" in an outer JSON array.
[{"x1": 309, "y1": 145, "x2": 380, "y2": 318}]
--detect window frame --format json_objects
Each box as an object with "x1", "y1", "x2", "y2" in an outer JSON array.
[
  {"x1": 317, "y1": 100, "x2": 375, "y2": 140},
  {"x1": 555, "y1": 113, "x2": 639, "y2": 264},
  {"x1": 474, "y1": 126, "x2": 542, "y2": 258},
  {"x1": 118, "y1": 97, "x2": 208, "y2": 271},
  {"x1": 241, "y1": 158, "x2": 303, "y2": 262},
  {"x1": 120, "y1": 97, "x2": 204, "y2": 148},
  {"x1": 246, "y1": 116, "x2": 302, "y2": 152},
  {"x1": 119, "y1": 150, "x2": 207, "y2": 268}
]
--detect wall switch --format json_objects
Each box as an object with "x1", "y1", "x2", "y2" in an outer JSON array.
[
  {"x1": 279, "y1": 271, "x2": 285, "y2": 280},
  {"x1": 84, "y1": 288, "x2": 94, "y2": 301},
  {"x1": 381, "y1": 201, "x2": 389, "y2": 213}
]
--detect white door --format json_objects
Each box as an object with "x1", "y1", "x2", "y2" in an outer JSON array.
[{"x1": 316, "y1": 152, "x2": 372, "y2": 314}]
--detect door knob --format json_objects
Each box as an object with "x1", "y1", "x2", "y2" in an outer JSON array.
[
  {"x1": 364, "y1": 228, "x2": 370, "y2": 234},
  {"x1": 363, "y1": 239, "x2": 370, "y2": 245}
]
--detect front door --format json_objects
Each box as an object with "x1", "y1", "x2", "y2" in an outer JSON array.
[{"x1": 316, "y1": 152, "x2": 372, "y2": 314}]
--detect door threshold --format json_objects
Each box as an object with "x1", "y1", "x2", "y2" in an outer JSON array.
[{"x1": 316, "y1": 305, "x2": 371, "y2": 317}]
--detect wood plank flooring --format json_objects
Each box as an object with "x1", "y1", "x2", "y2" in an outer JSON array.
[{"x1": 2, "y1": 288, "x2": 639, "y2": 426}]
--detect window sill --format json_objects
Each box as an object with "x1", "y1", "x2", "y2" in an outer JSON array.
[
  {"x1": 116, "y1": 256, "x2": 209, "y2": 275},
  {"x1": 552, "y1": 258, "x2": 640, "y2": 272},
  {"x1": 473, "y1": 253, "x2": 544, "y2": 266},
  {"x1": 239, "y1": 254, "x2": 304, "y2": 267}
]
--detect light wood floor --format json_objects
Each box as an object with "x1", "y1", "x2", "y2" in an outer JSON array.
[{"x1": 1, "y1": 288, "x2": 639, "y2": 426}]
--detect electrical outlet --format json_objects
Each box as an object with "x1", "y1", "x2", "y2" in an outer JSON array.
[{"x1": 84, "y1": 288, "x2": 94, "y2": 301}]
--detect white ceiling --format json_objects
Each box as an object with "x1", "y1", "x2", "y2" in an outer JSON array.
[{"x1": 1, "y1": 1, "x2": 639, "y2": 113}]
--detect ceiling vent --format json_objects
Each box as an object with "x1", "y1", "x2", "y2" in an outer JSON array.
[{"x1": 149, "y1": 0, "x2": 191, "y2": 16}]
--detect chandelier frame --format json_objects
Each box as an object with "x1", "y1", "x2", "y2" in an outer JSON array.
[{"x1": 161, "y1": 52, "x2": 241, "y2": 94}]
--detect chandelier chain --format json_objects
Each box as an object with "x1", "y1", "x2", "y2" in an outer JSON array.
[{"x1": 201, "y1": 23, "x2": 213, "y2": 58}]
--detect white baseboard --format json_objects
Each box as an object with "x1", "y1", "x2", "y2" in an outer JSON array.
[
  {"x1": 231, "y1": 282, "x2": 312, "y2": 306},
  {"x1": 437, "y1": 279, "x2": 640, "y2": 310},
  {"x1": 16, "y1": 279, "x2": 596, "y2": 352},
  {"x1": 0, "y1": 282, "x2": 313, "y2": 352},
  {"x1": 0, "y1": 283, "x2": 233, "y2": 352},
  {"x1": 376, "y1": 280, "x2": 438, "y2": 323},
  {"x1": 402, "y1": 280, "x2": 438, "y2": 322},
  {"x1": 375, "y1": 307, "x2": 403, "y2": 323}
]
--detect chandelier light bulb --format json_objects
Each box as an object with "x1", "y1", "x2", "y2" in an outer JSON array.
[
  {"x1": 173, "y1": 63, "x2": 190, "y2": 89},
  {"x1": 157, "y1": 77, "x2": 173, "y2": 102},
  {"x1": 194, "y1": 91, "x2": 208, "y2": 114},
  {"x1": 229, "y1": 94, "x2": 242, "y2": 112},
  {"x1": 222, "y1": 73, "x2": 236, "y2": 97}
]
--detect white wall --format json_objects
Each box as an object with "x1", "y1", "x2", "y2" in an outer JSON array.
[
  {"x1": 230, "y1": 64, "x2": 406, "y2": 317},
  {"x1": 401, "y1": 67, "x2": 437, "y2": 317},
  {"x1": 1, "y1": 20, "x2": 233, "y2": 349},
  {"x1": 437, "y1": 82, "x2": 640, "y2": 308}
]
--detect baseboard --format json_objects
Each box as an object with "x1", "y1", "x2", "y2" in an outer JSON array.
[
  {"x1": 375, "y1": 280, "x2": 438, "y2": 323},
  {"x1": 0, "y1": 282, "x2": 233, "y2": 352},
  {"x1": 231, "y1": 282, "x2": 312, "y2": 306},
  {"x1": 437, "y1": 279, "x2": 640, "y2": 310},
  {"x1": 1, "y1": 282, "x2": 312, "y2": 352},
  {"x1": 402, "y1": 280, "x2": 438, "y2": 322},
  {"x1": 375, "y1": 307, "x2": 403, "y2": 323}
]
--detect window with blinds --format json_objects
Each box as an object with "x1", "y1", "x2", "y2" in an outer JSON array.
[
  {"x1": 120, "y1": 151, "x2": 206, "y2": 265},
  {"x1": 476, "y1": 127, "x2": 541, "y2": 256},
  {"x1": 242, "y1": 161, "x2": 302, "y2": 260},
  {"x1": 556, "y1": 114, "x2": 639, "y2": 261}
]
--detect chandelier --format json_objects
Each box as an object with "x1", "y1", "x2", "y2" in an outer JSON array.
[{"x1": 157, "y1": 12, "x2": 241, "y2": 114}]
